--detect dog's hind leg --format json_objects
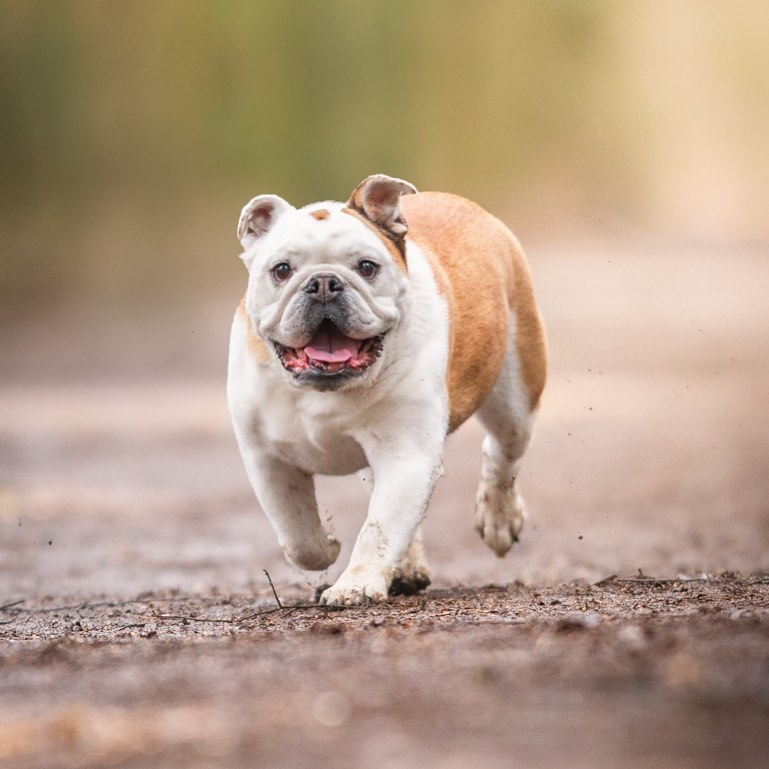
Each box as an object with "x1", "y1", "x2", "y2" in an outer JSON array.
[
  {"x1": 390, "y1": 526, "x2": 432, "y2": 595},
  {"x1": 473, "y1": 319, "x2": 541, "y2": 557}
]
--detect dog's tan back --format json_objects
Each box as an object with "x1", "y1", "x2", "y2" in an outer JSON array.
[{"x1": 402, "y1": 192, "x2": 547, "y2": 432}]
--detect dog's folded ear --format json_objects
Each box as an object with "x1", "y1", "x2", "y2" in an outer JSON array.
[
  {"x1": 347, "y1": 175, "x2": 417, "y2": 240},
  {"x1": 237, "y1": 195, "x2": 294, "y2": 252}
]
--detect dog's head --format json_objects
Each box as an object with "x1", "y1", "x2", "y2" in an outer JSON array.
[{"x1": 237, "y1": 174, "x2": 417, "y2": 391}]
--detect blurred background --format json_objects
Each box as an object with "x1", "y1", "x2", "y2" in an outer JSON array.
[
  {"x1": 3, "y1": 1, "x2": 768, "y2": 329},
  {"x1": 1, "y1": 1, "x2": 768, "y2": 595}
]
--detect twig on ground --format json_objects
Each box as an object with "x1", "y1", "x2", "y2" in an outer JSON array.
[
  {"x1": 263, "y1": 569, "x2": 283, "y2": 609},
  {"x1": 150, "y1": 600, "x2": 349, "y2": 627},
  {"x1": 6, "y1": 597, "x2": 184, "y2": 616},
  {"x1": 594, "y1": 573, "x2": 716, "y2": 587},
  {"x1": 617, "y1": 576, "x2": 711, "y2": 585},
  {"x1": 150, "y1": 610, "x2": 258, "y2": 624}
]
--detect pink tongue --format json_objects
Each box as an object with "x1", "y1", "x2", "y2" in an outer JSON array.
[{"x1": 305, "y1": 325, "x2": 359, "y2": 363}]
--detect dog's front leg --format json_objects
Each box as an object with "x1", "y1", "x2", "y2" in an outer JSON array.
[
  {"x1": 239, "y1": 449, "x2": 341, "y2": 572},
  {"x1": 320, "y1": 438, "x2": 442, "y2": 606}
]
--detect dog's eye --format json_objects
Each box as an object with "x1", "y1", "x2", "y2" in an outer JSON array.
[
  {"x1": 271, "y1": 262, "x2": 292, "y2": 282},
  {"x1": 357, "y1": 259, "x2": 378, "y2": 280}
]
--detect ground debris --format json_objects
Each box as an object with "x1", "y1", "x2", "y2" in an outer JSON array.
[
  {"x1": 0, "y1": 574, "x2": 767, "y2": 769},
  {"x1": 1, "y1": 571, "x2": 766, "y2": 644}
]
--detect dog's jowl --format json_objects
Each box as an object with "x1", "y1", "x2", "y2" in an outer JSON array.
[{"x1": 227, "y1": 174, "x2": 547, "y2": 606}]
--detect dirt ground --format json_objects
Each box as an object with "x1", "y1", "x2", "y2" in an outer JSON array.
[{"x1": 1, "y1": 237, "x2": 768, "y2": 768}]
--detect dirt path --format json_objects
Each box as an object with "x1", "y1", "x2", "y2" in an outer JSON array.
[
  {"x1": 1, "y1": 576, "x2": 768, "y2": 769},
  {"x1": 1, "y1": 238, "x2": 768, "y2": 767}
]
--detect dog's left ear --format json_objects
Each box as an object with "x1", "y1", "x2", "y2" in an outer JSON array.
[{"x1": 347, "y1": 175, "x2": 417, "y2": 239}]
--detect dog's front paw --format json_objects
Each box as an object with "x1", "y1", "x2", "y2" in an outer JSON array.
[
  {"x1": 284, "y1": 535, "x2": 341, "y2": 572},
  {"x1": 474, "y1": 483, "x2": 526, "y2": 558},
  {"x1": 319, "y1": 569, "x2": 389, "y2": 607}
]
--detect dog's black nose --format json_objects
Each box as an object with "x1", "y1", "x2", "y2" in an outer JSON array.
[{"x1": 303, "y1": 273, "x2": 345, "y2": 302}]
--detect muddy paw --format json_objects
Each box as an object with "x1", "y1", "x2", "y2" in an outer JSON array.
[
  {"x1": 389, "y1": 570, "x2": 432, "y2": 596},
  {"x1": 391, "y1": 527, "x2": 431, "y2": 595},
  {"x1": 319, "y1": 580, "x2": 388, "y2": 607}
]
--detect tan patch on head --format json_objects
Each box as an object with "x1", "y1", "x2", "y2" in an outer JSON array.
[
  {"x1": 238, "y1": 297, "x2": 272, "y2": 365},
  {"x1": 340, "y1": 208, "x2": 408, "y2": 273},
  {"x1": 401, "y1": 193, "x2": 547, "y2": 432},
  {"x1": 310, "y1": 209, "x2": 330, "y2": 221}
]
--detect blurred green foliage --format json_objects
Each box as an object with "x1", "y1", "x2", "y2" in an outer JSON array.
[
  {"x1": 1, "y1": 1, "x2": 767, "y2": 317},
  {"x1": 2, "y1": 2, "x2": 600, "y2": 201}
]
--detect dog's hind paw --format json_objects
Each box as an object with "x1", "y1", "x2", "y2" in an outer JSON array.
[
  {"x1": 389, "y1": 570, "x2": 431, "y2": 596},
  {"x1": 474, "y1": 484, "x2": 526, "y2": 558}
]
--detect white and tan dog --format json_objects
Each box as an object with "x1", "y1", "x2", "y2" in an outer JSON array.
[{"x1": 227, "y1": 175, "x2": 546, "y2": 606}]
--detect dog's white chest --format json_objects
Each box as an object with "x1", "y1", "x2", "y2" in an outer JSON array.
[{"x1": 261, "y1": 402, "x2": 369, "y2": 475}]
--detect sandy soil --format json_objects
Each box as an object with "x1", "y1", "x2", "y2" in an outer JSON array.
[{"x1": 1, "y1": 237, "x2": 768, "y2": 768}]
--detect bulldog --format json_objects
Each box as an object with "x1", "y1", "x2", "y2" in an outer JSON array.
[{"x1": 227, "y1": 174, "x2": 546, "y2": 606}]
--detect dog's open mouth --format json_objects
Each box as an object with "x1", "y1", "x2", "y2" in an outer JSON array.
[{"x1": 274, "y1": 320, "x2": 385, "y2": 379}]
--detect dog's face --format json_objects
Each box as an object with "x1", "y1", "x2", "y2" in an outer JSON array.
[{"x1": 238, "y1": 175, "x2": 417, "y2": 391}]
